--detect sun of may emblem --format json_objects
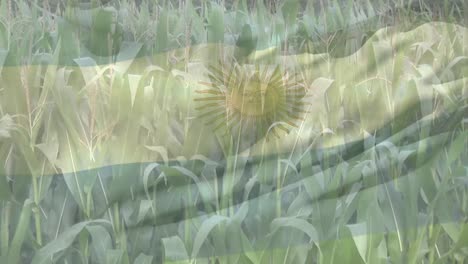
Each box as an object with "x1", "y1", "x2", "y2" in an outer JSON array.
[{"x1": 194, "y1": 62, "x2": 311, "y2": 145}]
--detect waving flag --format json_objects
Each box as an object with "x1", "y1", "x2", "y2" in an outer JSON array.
[{"x1": 0, "y1": 1, "x2": 467, "y2": 263}]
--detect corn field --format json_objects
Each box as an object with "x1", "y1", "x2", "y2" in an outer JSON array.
[{"x1": 0, "y1": 0, "x2": 467, "y2": 263}]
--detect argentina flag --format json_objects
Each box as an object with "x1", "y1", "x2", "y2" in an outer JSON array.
[{"x1": 0, "y1": 0, "x2": 467, "y2": 263}]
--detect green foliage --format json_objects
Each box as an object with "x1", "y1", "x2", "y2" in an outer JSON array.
[{"x1": 0, "y1": 0, "x2": 467, "y2": 263}]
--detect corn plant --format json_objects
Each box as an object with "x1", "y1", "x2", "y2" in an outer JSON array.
[{"x1": 0, "y1": 0, "x2": 467, "y2": 263}]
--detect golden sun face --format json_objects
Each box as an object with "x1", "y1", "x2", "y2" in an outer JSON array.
[{"x1": 195, "y1": 62, "x2": 310, "y2": 145}]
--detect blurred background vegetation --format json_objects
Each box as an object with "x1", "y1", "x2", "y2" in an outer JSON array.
[{"x1": 1, "y1": 0, "x2": 467, "y2": 65}]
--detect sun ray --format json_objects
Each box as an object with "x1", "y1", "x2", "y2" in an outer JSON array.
[{"x1": 194, "y1": 61, "x2": 310, "y2": 150}]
